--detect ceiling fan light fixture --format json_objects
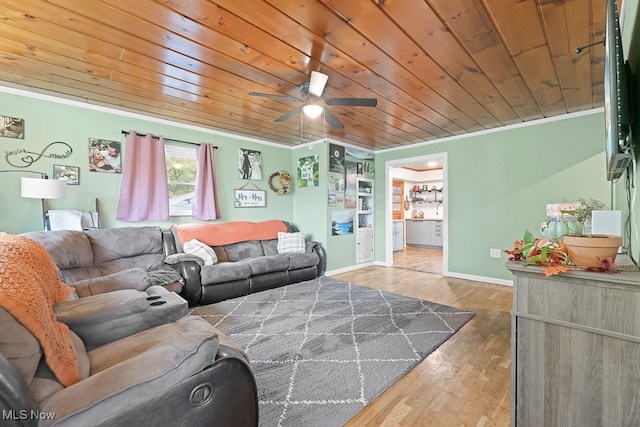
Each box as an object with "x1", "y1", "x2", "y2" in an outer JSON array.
[
  {"x1": 303, "y1": 104, "x2": 324, "y2": 118},
  {"x1": 308, "y1": 71, "x2": 329, "y2": 97}
]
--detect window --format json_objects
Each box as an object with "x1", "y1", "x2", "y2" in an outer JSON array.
[{"x1": 165, "y1": 144, "x2": 197, "y2": 216}]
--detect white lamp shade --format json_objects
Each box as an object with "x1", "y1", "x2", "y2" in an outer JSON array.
[
  {"x1": 303, "y1": 104, "x2": 324, "y2": 118},
  {"x1": 21, "y1": 177, "x2": 67, "y2": 199}
]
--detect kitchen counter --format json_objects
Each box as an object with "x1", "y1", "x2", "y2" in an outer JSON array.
[{"x1": 405, "y1": 219, "x2": 443, "y2": 247}]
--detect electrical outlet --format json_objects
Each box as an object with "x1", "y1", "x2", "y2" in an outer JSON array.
[{"x1": 489, "y1": 248, "x2": 502, "y2": 258}]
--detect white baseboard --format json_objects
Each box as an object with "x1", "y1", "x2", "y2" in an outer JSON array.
[
  {"x1": 325, "y1": 261, "x2": 378, "y2": 276},
  {"x1": 326, "y1": 262, "x2": 513, "y2": 288},
  {"x1": 444, "y1": 271, "x2": 513, "y2": 287}
]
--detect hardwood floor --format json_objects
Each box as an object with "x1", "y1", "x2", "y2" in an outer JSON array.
[
  {"x1": 332, "y1": 255, "x2": 512, "y2": 427},
  {"x1": 393, "y1": 246, "x2": 443, "y2": 274}
]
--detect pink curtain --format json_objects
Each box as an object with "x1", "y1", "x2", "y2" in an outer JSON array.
[
  {"x1": 192, "y1": 143, "x2": 220, "y2": 220},
  {"x1": 116, "y1": 132, "x2": 169, "y2": 221}
]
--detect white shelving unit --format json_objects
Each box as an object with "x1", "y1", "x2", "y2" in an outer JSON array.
[{"x1": 356, "y1": 178, "x2": 374, "y2": 263}]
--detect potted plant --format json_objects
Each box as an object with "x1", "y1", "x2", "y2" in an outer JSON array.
[
  {"x1": 562, "y1": 234, "x2": 622, "y2": 267},
  {"x1": 559, "y1": 198, "x2": 622, "y2": 268}
]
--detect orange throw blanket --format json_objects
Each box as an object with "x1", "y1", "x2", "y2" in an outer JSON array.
[
  {"x1": 174, "y1": 220, "x2": 288, "y2": 246},
  {"x1": 0, "y1": 233, "x2": 79, "y2": 387}
]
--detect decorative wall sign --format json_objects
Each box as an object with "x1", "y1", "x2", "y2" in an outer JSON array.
[
  {"x1": 4, "y1": 141, "x2": 73, "y2": 168},
  {"x1": 53, "y1": 164, "x2": 80, "y2": 185},
  {"x1": 0, "y1": 116, "x2": 24, "y2": 139},
  {"x1": 238, "y1": 148, "x2": 262, "y2": 180},
  {"x1": 234, "y1": 183, "x2": 266, "y2": 208}
]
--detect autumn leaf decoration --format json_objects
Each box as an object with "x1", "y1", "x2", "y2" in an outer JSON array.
[
  {"x1": 505, "y1": 230, "x2": 572, "y2": 276},
  {"x1": 585, "y1": 257, "x2": 618, "y2": 273}
]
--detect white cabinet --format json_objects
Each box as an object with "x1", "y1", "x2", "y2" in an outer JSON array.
[
  {"x1": 356, "y1": 178, "x2": 374, "y2": 263},
  {"x1": 405, "y1": 219, "x2": 442, "y2": 248},
  {"x1": 430, "y1": 220, "x2": 443, "y2": 247},
  {"x1": 392, "y1": 221, "x2": 403, "y2": 251},
  {"x1": 405, "y1": 220, "x2": 428, "y2": 245}
]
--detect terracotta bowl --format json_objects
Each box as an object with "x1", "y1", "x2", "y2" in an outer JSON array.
[{"x1": 562, "y1": 235, "x2": 622, "y2": 268}]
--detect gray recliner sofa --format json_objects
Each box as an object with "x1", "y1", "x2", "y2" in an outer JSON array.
[{"x1": 0, "y1": 232, "x2": 259, "y2": 426}]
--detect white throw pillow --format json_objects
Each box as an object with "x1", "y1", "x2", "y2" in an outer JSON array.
[
  {"x1": 277, "y1": 232, "x2": 306, "y2": 254},
  {"x1": 47, "y1": 210, "x2": 83, "y2": 231},
  {"x1": 182, "y1": 239, "x2": 218, "y2": 265}
]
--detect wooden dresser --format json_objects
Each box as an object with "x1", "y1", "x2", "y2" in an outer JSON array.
[{"x1": 506, "y1": 261, "x2": 640, "y2": 427}]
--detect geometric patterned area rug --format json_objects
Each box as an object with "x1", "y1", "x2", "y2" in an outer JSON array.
[{"x1": 191, "y1": 276, "x2": 474, "y2": 427}]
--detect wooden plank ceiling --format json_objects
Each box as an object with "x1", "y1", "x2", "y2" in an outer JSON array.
[{"x1": 0, "y1": 0, "x2": 611, "y2": 150}]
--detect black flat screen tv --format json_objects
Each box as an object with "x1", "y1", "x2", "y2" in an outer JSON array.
[{"x1": 604, "y1": 0, "x2": 633, "y2": 181}]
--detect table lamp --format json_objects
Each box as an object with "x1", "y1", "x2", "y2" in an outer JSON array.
[{"x1": 21, "y1": 176, "x2": 67, "y2": 230}]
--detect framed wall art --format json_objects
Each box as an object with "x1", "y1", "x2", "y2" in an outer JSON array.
[
  {"x1": 88, "y1": 137, "x2": 122, "y2": 173},
  {"x1": 297, "y1": 154, "x2": 319, "y2": 188},
  {"x1": 53, "y1": 164, "x2": 80, "y2": 185},
  {"x1": 0, "y1": 116, "x2": 24, "y2": 139},
  {"x1": 238, "y1": 148, "x2": 262, "y2": 180}
]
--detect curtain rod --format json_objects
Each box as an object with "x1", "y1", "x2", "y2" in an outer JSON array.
[{"x1": 121, "y1": 131, "x2": 218, "y2": 149}]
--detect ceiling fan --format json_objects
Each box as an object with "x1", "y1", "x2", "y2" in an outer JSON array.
[{"x1": 248, "y1": 71, "x2": 378, "y2": 129}]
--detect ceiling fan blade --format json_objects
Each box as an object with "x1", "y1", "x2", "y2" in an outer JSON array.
[
  {"x1": 325, "y1": 97, "x2": 378, "y2": 107},
  {"x1": 274, "y1": 107, "x2": 302, "y2": 122},
  {"x1": 308, "y1": 71, "x2": 329, "y2": 97},
  {"x1": 324, "y1": 108, "x2": 344, "y2": 129},
  {"x1": 249, "y1": 92, "x2": 302, "y2": 102}
]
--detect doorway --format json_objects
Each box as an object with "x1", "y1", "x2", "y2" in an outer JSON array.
[
  {"x1": 393, "y1": 246, "x2": 443, "y2": 274},
  {"x1": 384, "y1": 153, "x2": 448, "y2": 275}
]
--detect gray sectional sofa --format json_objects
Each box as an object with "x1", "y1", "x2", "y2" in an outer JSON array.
[
  {"x1": 166, "y1": 220, "x2": 326, "y2": 305},
  {"x1": 21, "y1": 226, "x2": 183, "y2": 297},
  {"x1": 21, "y1": 221, "x2": 326, "y2": 307}
]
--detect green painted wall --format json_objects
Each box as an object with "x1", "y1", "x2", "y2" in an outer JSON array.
[
  {"x1": 291, "y1": 140, "x2": 372, "y2": 272},
  {"x1": 0, "y1": 90, "x2": 294, "y2": 233},
  {"x1": 374, "y1": 112, "x2": 611, "y2": 281},
  {"x1": 291, "y1": 142, "x2": 328, "y2": 258}
]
